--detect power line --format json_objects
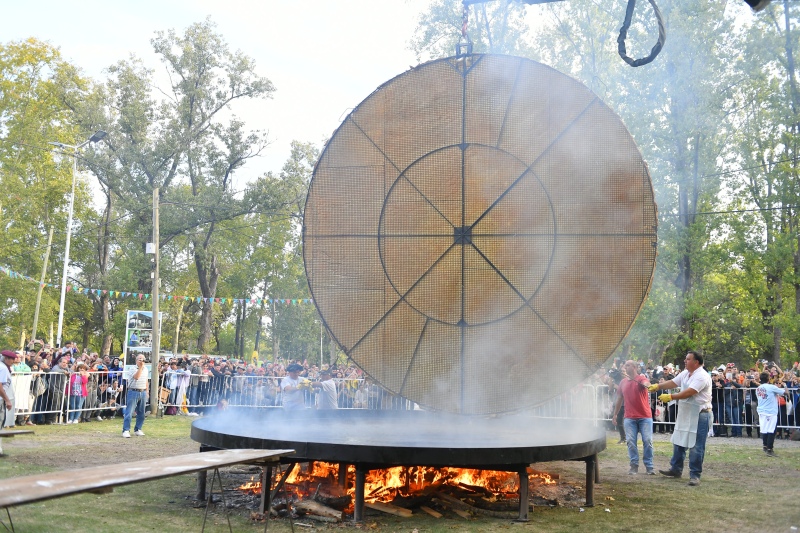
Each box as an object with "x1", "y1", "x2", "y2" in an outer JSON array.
[{"x1": 659, "y1": 204, "x2": 799, "y2": 219}]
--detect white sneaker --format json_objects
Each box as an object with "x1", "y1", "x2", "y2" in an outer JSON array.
[
  {"x1": 122, "y1": 431, "x2": 131, "y2": 438},
  {"x1": 96, "y1": 416, "x2": 103, "y2": 421},
  {"x1": 134, "y1": 430, "x2": 145, "y2": 437}
]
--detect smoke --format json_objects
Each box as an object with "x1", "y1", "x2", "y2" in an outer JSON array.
[{"x1": 194, "y1": 408, "x2": 604, "y2": 453}]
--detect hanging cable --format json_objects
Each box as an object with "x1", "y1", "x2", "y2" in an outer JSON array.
[{"x1": 617, "y1": 0, "x2": 666, "y2": 67}]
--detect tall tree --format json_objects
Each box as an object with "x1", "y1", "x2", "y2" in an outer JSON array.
[
  {"x1": 0, "y1": 38, "x2": 88, "y2": 347},
  {"x1": 69, "y1": 19, "x2": 278, "y2": 352},
  {"x1": 725, "y1": 0, "x2": 800, "y2": 364}
]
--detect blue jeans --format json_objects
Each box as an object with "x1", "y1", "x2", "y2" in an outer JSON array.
[
  {"x1": 670, "y1": 410, "x2": 710, "y2": 479},
  {"x1": 623, "y1": 417, "x2": 654, "y2": 469},
  {"x1": 123, "y1": 390, "x2": 147, "y2": 433},
  {"x1": 68, "y1": 395, "x2": 85, "y2": 422},
  {"x1": 724, "y1": 402, "x2": 742, "y2": 436},
  {"x1": 187, "y1": 386, "x2": 199, "y2": 411}
]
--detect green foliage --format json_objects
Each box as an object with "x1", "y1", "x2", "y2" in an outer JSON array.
[
  {"x1": 6, "y1": 4, "x2": 800, "y2": 368},
  {"x1": 0, "y1": 38, "x2": 90, "y2": 347}
]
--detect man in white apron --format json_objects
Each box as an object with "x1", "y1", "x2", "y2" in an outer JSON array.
[{"x1": 648, "y1": 350, "x2": 712, "y2": 487}]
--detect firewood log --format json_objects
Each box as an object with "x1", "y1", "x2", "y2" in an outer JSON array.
[
  {"x1": 433, "y1": 492, "x2": 519, "y2": 520},
  {"x1": 313, "y1": 491, "x2": 351, "y2": 511},
  {"x1": 294, "y1": 500, "x2": 342, "y2": 520}
]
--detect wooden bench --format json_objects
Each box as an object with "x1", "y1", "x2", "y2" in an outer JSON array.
[{"x1": 0, "y1": 448, "x2": 294, "y2": 532}]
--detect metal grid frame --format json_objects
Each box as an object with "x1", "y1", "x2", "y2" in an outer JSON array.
[{"x1": 303, "y1": 54, "x2": 657, "y2": 414}]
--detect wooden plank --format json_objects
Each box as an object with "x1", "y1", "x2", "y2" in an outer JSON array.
[
  {"x1": 0, "y1": 429, "x2": 34, "y2": 437},
  {"x1": 453, "y1": 508, "x2": 471, "y2": 519},
  {"x1": 365, "y1": 501, "x2": 413, "y2": 517},
  {"x1": 420, "y1": 505, "x2": 442, "y2": 518},
  {"x1": 0, "y1": 448, "x2": 294, "y2": 509}
]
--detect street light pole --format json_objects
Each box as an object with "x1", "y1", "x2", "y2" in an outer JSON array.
[
  {"x1": 150, "y1": 186, "x2": 161, "y2": 413},
  {"x1": 50, "y1": 130, "x2": 107, "y2": 347}
]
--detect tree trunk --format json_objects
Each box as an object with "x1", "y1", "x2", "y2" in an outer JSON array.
[
  {"x1": 172, "y1": 301, "x2": 185, "y2": 355},
  {"x1": 795, "y1": 233, "x2": 800, "y2": 357},
  {"x1": 675, "y1": 134, "x2": 700, "y2": 339},
  {"x1": 194, "y1": 237, "x2": 219, "y2": 353},
  {"x1": 238, "y1": 302, "x2": 246, "y2": 358},
  {"x1": 271, "y1": 299, "x2": 279, "y2": 360},
  {"x1": 98, "y1": 188, "x2": 113, "y2": 356},
  {"x1": 100, "y1": 293, "x2": 112, "y2": 356},
  {"x1": 233, "y1": 303, "x2": 241, "y2": 356}
]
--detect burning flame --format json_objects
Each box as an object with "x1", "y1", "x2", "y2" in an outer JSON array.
[{"x1": 238, "y1": 463, "x2": 556, "y2": 504}]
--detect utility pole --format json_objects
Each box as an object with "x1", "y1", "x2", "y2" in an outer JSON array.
[
  {"x1": 50, "y1": 130, "x2": 107, "y2": 347},
  {"x1": 149, "y1": 187, "x2": 161, "y2": 413},
  {"x1": 32, "y1": 226, "x2": 54, "y2": 342}
]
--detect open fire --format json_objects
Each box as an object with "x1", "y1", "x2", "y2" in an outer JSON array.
[{"x1": 239, "y1": 463, "x2": 557, "y2": 513}]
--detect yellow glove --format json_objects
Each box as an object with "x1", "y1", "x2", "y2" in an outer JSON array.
[
  {"x1": 658, "y1": 393, "x2": 672, "y2": 403},
  {"x1": 647, "y1": 384, "x2": 659, "y2": 393}
]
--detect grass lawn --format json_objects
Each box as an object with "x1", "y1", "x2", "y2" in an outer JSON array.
[{"x1": 0, "y1": 416, "x2": 798, "y2": 532}]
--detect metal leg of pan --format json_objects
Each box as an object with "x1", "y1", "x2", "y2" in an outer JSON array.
[
  {"x1": 584, "y1": 454, "x2": 596, "y2": 507},
  {"x1": 515, "y1": 466, "x2": 530, "y2": 522},
  {"x1": 354, "y1": 465, "x2": 366, "y2": 522},
  {"x1": 338, "y1": 463, "x2": 348, "y2": 488},
  {"x1": 594, "y1": 455, "x2": 600, "y2": 484}
]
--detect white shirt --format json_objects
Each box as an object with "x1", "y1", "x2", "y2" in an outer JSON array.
[
  {"x1": 281, "y1": 375, "x2": 305, "y2": 410},
  {"x1": 316, "y1": 380, "x2": 338, "y2": 409},
  {"x1": 123, "y1": 364, "x2": 150, "y2": 389},
  {"x1": 756, "y1": 383, "x2": 784, "y2": 416},
  {"x1": 673, "y1": 367, "x2": 712, "y2": 410},
  {"x1": 0, "y1": 363, "x2": 10, "y2": 389}
]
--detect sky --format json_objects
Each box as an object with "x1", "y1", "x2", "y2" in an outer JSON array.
[{"x1": 0, "y1": 0, "x2": 451, "y2": 184}]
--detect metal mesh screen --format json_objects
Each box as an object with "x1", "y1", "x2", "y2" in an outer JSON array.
[{"x1": 303, "y1": 54, "x2": 657, "y2": 415}]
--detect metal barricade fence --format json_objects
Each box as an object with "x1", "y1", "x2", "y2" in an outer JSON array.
[
  {"x1": 10, "y1": 369, "x2": 800, "y2": 435},
  {"x1": 155, "y1": 374, "x2": 416, "y2": 412},
  {"x1": 10, "y1": 370, "x2": 124, "y2": 424}
]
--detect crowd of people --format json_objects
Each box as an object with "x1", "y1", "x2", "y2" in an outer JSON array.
[
  {"x1": 0, "y1": 340, "x2": 407, "y2": 434},
  {"x1": 1, "y1": 340, "x2": 798, "y2": 446}
]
